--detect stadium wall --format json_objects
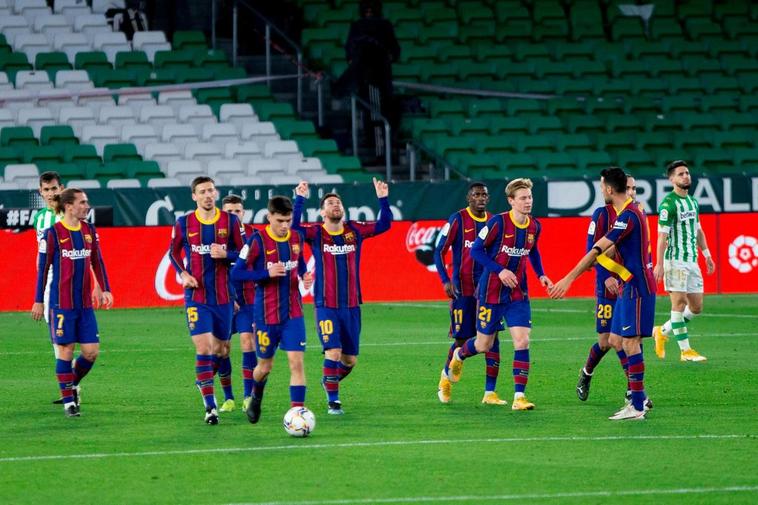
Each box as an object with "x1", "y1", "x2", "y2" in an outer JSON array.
[{"x1": 3, "y1": 214, "x2": 757, "y2": 311}]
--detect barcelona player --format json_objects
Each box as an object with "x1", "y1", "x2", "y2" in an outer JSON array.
[
  {"x1": 434, "y1": 182, "x2": 507, "y2": 405},
  {"x1": 292, "y1": 178, "x2": 391, "y2": 415},
  {"x1": 231, "y1": 196, "x2": 313, "y2": 424},
  {"x1": 31, "y1": 188, "x2": 114, "y2": 417},
  {"x1": 448, "y1": 178, "x2": 553, "y2": 411},
  {"x1": 168, "y1": 177, "x2": 245, "y2": 425},
  {"x1": 551, "y1": 167, "x2": 656, "y2": 420}
]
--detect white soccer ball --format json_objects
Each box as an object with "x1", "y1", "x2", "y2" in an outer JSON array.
[{"x1": 283, "y1": 406, "x2": 316, "y2": 437}]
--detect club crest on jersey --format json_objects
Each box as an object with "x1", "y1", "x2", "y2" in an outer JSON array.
[
  {"x1": 56, "y1": 329, "x2": 64, "y2": 337},
  {"x1": 344, "y1": 232, "x2": 355, "y2": 242},
  {"x1": 218, "y1": 228, "x2": 228, "y2": 238},
  {"x1": 84, "y1": 233, "x2": 92, "y2": 243},
  {"x1": 292, "y1": 243, "x2": 300, "y2": 255},
  {"x1": 527, "y1": 233, "x2": 534, "y2": 244}
]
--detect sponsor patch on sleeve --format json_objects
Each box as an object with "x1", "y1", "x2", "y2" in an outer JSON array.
[
  {"x1": 440, "y1": 222, "x2": 450, "y2": 237},
  {"x1": 38, "y1": 239, "x2": 47, "y2": 253},
  {"x1": 239, "y1": 244, "x2": 249, "y2": 260},
  {"x1": 478, "y1": 226, "x2": 489, "y2": 240},
  {"x1": 587, "y1": 221, "x2": 596, "y2": 235},
  {"x1": 659, "y1": 208, "x2": 668, "y2": 222}
]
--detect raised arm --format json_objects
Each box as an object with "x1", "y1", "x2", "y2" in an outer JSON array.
[{"x1": 292, "y1": 181, "x2": 309, "y2": 232}]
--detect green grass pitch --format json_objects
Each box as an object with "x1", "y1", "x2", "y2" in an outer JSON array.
[{"x1": 1, "y1": 295, "x2": 756, "y2": 505}]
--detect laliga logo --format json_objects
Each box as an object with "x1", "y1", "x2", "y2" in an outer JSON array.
[
  {"x1": 406, "y1": 222, "x2": 443, "y2": 271},
  {"x1": 728, "y1": 235, "x2": 758, "y2": 274},
  {"x1": 155, "y1": 252, "x2": 184, "y2": 301}
]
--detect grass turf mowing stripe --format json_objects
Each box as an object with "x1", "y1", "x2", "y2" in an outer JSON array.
[{"x1": 1, "y1": 434, "x2": 752, "y2": 463}]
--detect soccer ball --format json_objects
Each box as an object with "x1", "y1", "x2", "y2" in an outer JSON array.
[{"x1": 283, "y1": 406, "x2": 316, "y2": 437}]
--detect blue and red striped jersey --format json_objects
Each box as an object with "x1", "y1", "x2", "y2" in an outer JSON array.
[
  {"x1": 232, "y1": 227, "x2": 306, "y2": 325},
  {"x1": 603, "y1": 199, "x2": 657, "y2": 298},
  {"x1": 232, "y1": 223, "x2": 258, "y2": 306},
  {"x1": 292, "y1": 195, "x2": 392, "y2": 308},
  {"x1": 168, "y1": 208, "x2": 245, "y2": 306},
  {"x1": 587, "y1": 204, "x2": 619, "y2": 300},
  {"x1": 471, "y1": 210, "x2": 545, "y2": 304},
  {"x1": 434, "y1": 207, "x2": 490, "y2": 297},
  {"x1": 35, "y1": 220, "x2": 110, "y2": 309}
]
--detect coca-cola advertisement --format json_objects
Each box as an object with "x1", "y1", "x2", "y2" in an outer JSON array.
[{"x1": 405, "y1": 221, "x2": 445, "y2": 272}]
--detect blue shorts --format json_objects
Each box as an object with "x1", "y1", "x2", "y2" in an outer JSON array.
[
  {"x1": 185, "y1": 301, "x2": 233, "y2": 341},
  {"x1": 450, "y1": 296, "x2": 504, "y2": 340},
  {"x1": 232, "y1": 304, "x2": 255, "y2": 335},
  {"x1": 477, "y1": 300, "x2": 531, "y2": 335},
  {"x1": 611, "y1": 293, "x2": 656, "y2": 338},
  {"x1": 49, "y1": 308, "x2": 99, "y2": 345},
  {"x1": 255, "y1": 316, "x2": 306, "y2": 359},
  {"x1": 595, "y1": 296, "x2": 616, "y2": 334},
  {"x1": 316, "y1": 307, "x2": 362, "y2": 356}
]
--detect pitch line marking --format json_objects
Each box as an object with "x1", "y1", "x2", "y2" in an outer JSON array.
[
  {"x1": 226, "y1": 486, "x2": 758, "y2": 505},
  {"x1": 0, "y1": 434, "x2": 752, "y2": 463}
]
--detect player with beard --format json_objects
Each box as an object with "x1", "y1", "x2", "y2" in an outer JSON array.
[{"x1": 292, "y1": 178, "x2": 391, "y2": 415}]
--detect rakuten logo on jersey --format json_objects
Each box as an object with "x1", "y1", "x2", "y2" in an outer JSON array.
[
  {"x1": 267, "y1": 260, "x2": 299, "y2": 271},
  {"x1": 500, "y1": 246, "x2": 530, "y2": 257},
  {"x1": 464, "y1": 240, "x2": 475, "y2": 248},
  {"x1": 191, "y1": 244, "x2": 226, "y2": 255},
  {"x1": 323, "y1": 243, "x2": 356, "y2": 255},
  {"x1": 61, "y1": 248, "x2": 91, "y2": 259},
  {"x1": 405, "y1": 222, "x2": 443, "y2": 271}
]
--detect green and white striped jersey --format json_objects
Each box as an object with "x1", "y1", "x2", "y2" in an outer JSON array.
[
  {"x1": 31, "y1": 207, "x2": 61, "y2": 243},
  {"x1": 657, "y1": 192, "x2": 700, "y2": 263}
]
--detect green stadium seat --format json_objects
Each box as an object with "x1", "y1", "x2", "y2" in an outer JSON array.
[
  {"x1": 500, "y1": 153, "x2": 539, "y2": 173},
  {"x1": 21, "y1": 146, "x2": 63, "y2": 165},
  {"x1": 646, "y1": 114, "x2": 681, "y2": 133},
  {"x1": 661, "y1": 96, "x2": 698, "y2": 114},
  {"x1": 35, "y1": 52, "x2": 72, "y2": 77},
  {"x1": 437, "y1": 45, "x2": 473, "y2": 63},
  {"x1": 1, "y1": 127, "x2": 37, "y2": 148},
  {"x1": 235, "y1": 84, "x2": 272, "y2": 102},
  {"x1": 39, "y1": 126, "x2": 78, "y2": 146},
  {"x1": 401, "y1": 45, "x2": 436, "y2": 65},
  {"x1": 707, "y1": 40, "x2": 748, "y2": 58},
  {"x1": 632, "y1": 78, "x2": 669, "y2": 96},
  {"x1": 556, "y1": 133, "x2": 593, "y2": 153},
  {"x1": 700, "y1": 76, "x2": 741, "y2": 95},
  {"x1": 87, "y1": 161, "x2": 130, "y2": 181},
  {"x1": 648, "y1": 17, "x2": 682, "y2": 41},
  {"x1": 115, "y1": 51, "x2": 151, "y2": 72},
  {"x1": 506, "y1": 99, "x2": 544, "y2": 117},
  {"x1": 196, "y1": 50, "x2": 230, "y2": 69},
  {"x1": 567, "y1": 115, "x2": 604, "y2": 134},
  {"x1": 74, "y1": 51, "x2": 112, "y2": 72},
  {"x1": 738, "y1": 96, "x2": 758, "y2": 113},
  {"x1": 0, "y1": 53, "x2": 33, "y2": 79},
  {"x1": 626, "y1": 41, "x2": 671, "y2": 60},
  {"x1": 516, "y1": 135, "x2": 558, "y2": 154},
  {"x1": 127, "y1": 160, "x2": 162, "y2": 179},
  {"x1": 428, "y1": 99, "x2": 465, "y2": 119},
  {"x1": 720, "y1": 55, "x2": 758, "y2": 78},
  {"x1": 467, "y1": 98, "x2": 501, "y2": 118},
  {"x1": 172, "y1": 31, "x2": 208, "y2": 52},
  {"x1": 692, "y1": 148, "x2": 732, "y2": 172},
  {"x1": 623, "y1": 96, "x2": 661, "y2": 115},
  {"x1": 48, "y1": 162, "x2": 86, "y2": 180},
  {"x1": 668, "y1": 77, "x2": 704, "y2": 97},
  {"x1": 427, "y1": 136, "x2": 476, "y2": 158},
  {"x1": 453, "y1": 118, "x2": 490, "y2": 137},
  {"x1": 576, "y1": 150, "x2": 612, "y2": 171},
  {"x1": 319, "y1": 154, "x2": 363, "y2": 175},
  {"x1": 685, "y1": 19, "x2": 724, "y2": 41},
  {"x1": 595, "y1": 132, "x2": 636, "y2": 151},
  {"x1": 0, "y1": 147, "x2": 22, "y2": 170},
  {"x1": 273, "y1": 119, "x2": 317, "y2": 140},
  {"x1": 737, "y1": 75, "x2": 758, "y2": 94},
  {"x1": 681, "y1": 56, "x2": 722, "y2": 78},
  {"x1": 90, "y1": 68, "x2": 138, "y2": 88},
  {"x1": 585, "y1": 97, "x2": 623, "y2": 116},
  {"x1": 733, "y1": 148, "x2": 758, "y2": 172},
  {"x1": 554, "y1": 41, "x2": 597, "y2": 61},
  {"x1": 636, "y1": 132, "x2": 675, "y2": 151},
  {"x1": 538, "y1": 152, "x2": 577, "y2": 172},
  {"x1": 298, "y1": 138, "x2": 340, "y2": 157},
  {"x1": 103, "y1": 144, "x2": 142, "y2": 163},
  {"x1": 674, "y1": 131, "x2": 712, "y2": 152},
  {"x1": 611, "y1": 18, "x2": 645, "y2": 42},
  {"x1": 528, "y1": 117, "x2": 563, "y2": 134},
  {"x1": 489, "y1": 117, "x2": 529, "y2": 135},
  {"x1": 610, "y1": 60, "x2": 649, "y2": 79},
  {"x1": 176, "y1": 67, "x2": 214, "y2": 83},
  {"x1": 315, "y1": 9, "x2": 353, "y2": 28},
  {"x1": 476, "y1": 136, "x2": 516, "y2": 156},
  {"x1": 678, "y1": 112, "x2": 720, "y2": 132},
  {"x1": 615, "y1": 150, "x2": 655, "y2": 173},
  {"x1": 713, "y1": 2, "x2": 749, "y2": 22},
  {"x1": 154, "y1": 50, "x2": 195, "y2": 69},
  {"x1": 142, "y1": 69, "x2": 176, "y2": 86},
  {"x1": 253, "y1": 102, "x2": 295, "y2": 121},
  {"x1": 721, "y1": 113, "x2": 757, "y2": 133},
  {"x1": 62, "y1": 144, "x2": 101, "y2": 167},
  {"x1": 700, "y1": 95, "x2": 739, "y2": 114}
]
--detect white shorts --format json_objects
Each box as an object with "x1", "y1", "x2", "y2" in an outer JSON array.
[{"x1": 664, "y1": 261, "x2": 704, "y2": 294}]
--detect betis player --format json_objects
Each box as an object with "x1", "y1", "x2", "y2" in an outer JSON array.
[
  {"x1": 221, "y1": 194, "x2": 259, "y2": 413},
  {"x1": 231, "y1": 196, "x2": 313, "y2": 424},
  {"x1": 653, "y1": 161, "x2": 715, "y2": 362},
  {"x1": 31, "y1": 188, "x2": 114, "y2": 417},
  {"x1": 168, "y1": 177, "x2": 245, "y2": 425},
  {"x1": 292, "y1": 178, "x2": 391, "y2": 415},
  {"x1": 448, "y1": 178, "x2": 553, "y2": 411},
  {"x1": 434, "y1": 182, "x2": 508, "y2": 406},
  {"x1": 551, "y1": 167, "x2": 655, "y2": 420}
]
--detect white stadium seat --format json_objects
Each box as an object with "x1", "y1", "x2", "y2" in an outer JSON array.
[
  {"x1": 219, "y1": 103, "x2": 258, "y2": 130},
  {"x1": 157, "y1": 90, "x2": 196, "y2": 112},
  {"x1": 308, "y1": 173, "x2": 344, "y2": 185},
  {"x1": 73, "y1": 14, "x2": 111, "y2": 44},
  {"x1": 81, "y1": 124, "x2": 120, "y2": 156},
  {"x1": 0, "y1": 71, "x2": 12, "y2": 91},
  {"x1": 287, "y1": 157, "x2": 323, "y2": 176},
  {"x1": 147, "y1": 177, "x2": 183, "y2": 188},
  {"x1": 92, "y1": 31, "x2": 131, "y2": 64},
  {"x1": 14, "y1": 69, "x2": 52, "y2": 91},
  {"x1": 97, "y1": 105, "x2": 136, "y2": 127},
  {"x1": 0, "y1": 89, "x2": 35, "y2": 111},
  {"x1": 207, "y1": 159, "x2": 245, "y2": 180},
  {"x1": 53, "y1": 32, "x2": 91, "y2": 63},
  {"x1": 65, "y1": 178, "x2": 102, "y2": 189},
  {"x1": 200, "y1": 122, "x2": 239, "y2": 147},
  {"x1": 131, "y1": 30, "x2": 170, "y2": 62},
  {"x1": 184, "y1": 142, "x2": 222, "y2": 166},
  {"x1": 13, "y1": 33, "x2": 52, "y2": 62},
  {"x1": 178, "y1": 104, "x2": 216, "y2": 129},
  {"x1": 54, "y1": 69, "x2": 93, "y2": 90},
  {"x1": 4, "y1": 163, "x2": 39, "y2": 187},
  {"x1": 227, "y1": 175, "x2": 265, "y2": 187},
  {"x1": 144, "y1": 143, "x2": 182, "y2": 169},
  {"x1": 0, "y1": 15, "x2": 31, "y2": 44},
  {"x1": 0, "y1": 108, "x2": 15, "y2": 128},
  {"x1": 55, "y1": 0, "x2": 93, "y2": 24},
  {"x1": 263, "y1": 140, "x2": 301, "y2": 161},
  {"x1": 166, "y1": 159, "x2": 203, "y2": 179},
  {"x1": 247, "y1": 158, "x2": 283, "y2": 178},
  {"x1": 58, "y1": 105, "x2": 96, "y2": 136},
  {"x1": 161, "y1": 123, "x2": 199, "y2": 149},
  {"x1": 118, "y1": 93, "x2": 156, "y2": 114},
  {"x1": 77, "y1": 87, "x2": 116, "y2": 114},
  {"x1": 33, "y1": 14, "x2": 72, "y2": 43},
  {"x1": 240, "y1": 121, "x2": 280, "y2": 144},
  {"x1": 37, "y1": 89, "x2": 77, "y2": 116},
  {"x1": 13, "y1": 0, "x2": 51, "y2": 22},
  {"x1": 106, "y1": 178, "x2": 141, "y2": 189},
  {"x1": 16, "y1": 106, "x2": 55, "y2": 136},
  {"x1": 267, "y1": 174, "x2": 302, "y2": 186},
  {"x1": 139, "y1": 105, "x2": 176, "y2": 129},
  {"x1": 120, "y1": 124, "x2": 159, "y2": 154},
  {"x1": 225, "y1": 141, "x2": 262, "y2": 163}
]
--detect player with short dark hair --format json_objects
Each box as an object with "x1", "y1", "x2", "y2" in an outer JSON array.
[
  {"x1": 31, "y1": 188, "x2": 114, "y2": 417},
  {"x1": 652, "y1": 160, "x2": 715, "y2": 362},
  {"x1": 551, "y1": 167, "x2": 656, "y2": 420},
  {"x1": 232, "y1": 195, "x2": 313, "y2": 424},
  {"x1": 222, "y1": 194, "x2": 258, "y2": 413},
  {"x1": 448, "y1": 178, "x2": 553, "y2": 411},
  {"x1": 168, "y1": 177, "x2": 245, "y2": 425},
  {"x1": 292, "y1": 178, "x2": 391, "y2": 415},
  {"x1": 434, "y1": 182, "x2": 507, "y2": 405}
]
